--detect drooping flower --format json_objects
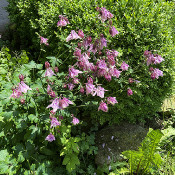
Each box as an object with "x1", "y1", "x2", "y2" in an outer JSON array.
[
  {"x1": 44, "y1": 68, "x2": 56, "y2": 77},
  {"x1": 112, "y1": 68, "x2": 121, "y2": 78},
  {"x1": 57, "y1": 15, "x2": 69, "y2": 27},
  {"x1": 151, "y1": 68, "x2": 163, "y2": 79},
  {"x1": 107, "y1": 97, "x2": 118, "y2": 105},
  {"x1": 45, "y1": 133, "x2": 55, "y2": 142},
  {"x1": 10, "y1": 89, "x2": 23, "y2": 99},
  {"x1": 93, "y1": 86, "x2": 107, "y2": 98},
  {"x1": 18, "y1": 81, "x2": 32, "y2": 93},
  {"x1": 98, "y1": 101, "x2": 108, "y2": 112},
  {"x1": 59, "y1": 97, "x2": 74, "y2": 109},
  {"x1": 127, "y1": 88, "x2": 133, "y2": 96},
  {"x1": 50, "y1": 117, "x2": 61, "y2": 128},
  {"x1": 47, "y1": 98, "x2": 60, "y2": 112},
  {"x1": 69, "y1": 66, "x2": 82, "y2": 78},
  {"x1": 86, "y1": 82, "x2": 95, "y2": 95},
  {"x1": 121, "y1": 61, "x2": 129, "y2": 71},
  {"x1": 109, "y1": 26, "x2": 119, "y2": 37},
  {"x1": 99, "y1": 34, "x2": 107, "y2": 50},
  {"x1": 99, "y1": 7, "x2": 114, "y2": 22},
  {"x1": 40, "y1": 36, "x2": 49, "y2": 46},
  {"x1": 72, "y1": 116, "x2": 80, "y2": 125},
  {"x1": 66, "y1": 30, "x2": 81, "y2": 42},
  {"x1": 153, "y1": 54, "x2": 164, "y2": 65}
]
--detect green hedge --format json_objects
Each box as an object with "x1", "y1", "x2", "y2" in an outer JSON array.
[{"x1": 7, "y1": 0, "x2": 175, "y2": 124}]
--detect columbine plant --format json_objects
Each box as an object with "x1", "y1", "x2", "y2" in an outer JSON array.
[{"x1": 6, "y1": 7, "x2": 165, "y2": 173}]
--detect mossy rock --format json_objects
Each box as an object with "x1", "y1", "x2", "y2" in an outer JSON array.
[{"x1": 95, "y1": 122, "x2": 148, "y2": 166}]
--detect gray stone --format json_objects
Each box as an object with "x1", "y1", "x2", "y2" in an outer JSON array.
[
  {"x1": 0, "y1": 0, "x2": 10, "y2": 33},
  {"x1": 95, "y1": 123, "x2": 148, "y2": 166}
]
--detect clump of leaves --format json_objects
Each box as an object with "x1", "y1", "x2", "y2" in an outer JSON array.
[{"x1": 122, "y1": 129, "x2": 163, "y2": 175}]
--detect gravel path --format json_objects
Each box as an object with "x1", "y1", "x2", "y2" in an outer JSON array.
[{"x1": 0, "y1": 0, "x2": 10, "y2": 33}]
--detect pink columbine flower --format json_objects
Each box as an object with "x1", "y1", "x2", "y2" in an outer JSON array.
[
  {"x1": 10, "y1": 89, "x2": 23, "y2": 99},
  {"x1": 86, "y1": 82, "x2": 95, "y2": 95},
  {"x1": 57, "y1": 15, "x2": 69, "y2": 27},
  {"x1": 121, "y1": 61, "x2": 129, "y2": 71},
  {"x1": 153, "y1": 54, "x2": 164, "y2": 65},
  {"x1": 20, "y1": 98, "x2": 25, "y2": 104},
  {"x1": 66, "y1": 30, "x2": 81, "y2": 42},
  {"x1": 93, "y1": 86, "x2": 107, "y2": 98},
  {"x1": 99, "y1": 7, "x2": 114, "y2": 22},
  {"x1": 109, "y1": 26, "x2": 119, "y2": 37},
  {"x1": 99, "y1": 34, "x2": 107, "y2": 50},
  {"x1": 127, "y1": 88, "x2": 133, "y2": 96},
  {"x1": 72, "y1": 117, "x2": 80, "y2": 125},
  {"x1": 98, "y1": 101, "x2": 108, "y2": 112},
  {"x1": 47, "y1": 98, "x2": 60, "y2": 112},
  {"x1": 107, "y1": 97, "x2": 118, "y2": 105},
  {"x1": 44, "y1": 68, "x2": 56, "y2": 77},
  {"x1": 50, "y1": 117, "x2": 61, "y2": 128},
  {"x1": 59, "y1": 97, "x2": 73, "y2": 109},
  {"x1": 18, "y1": 81, "x2": 32, "y2": 93},
  {"x1": 45, "y1": 133, "x2": 55, "y2": 142},
  {"x1": 112, "y1": 68, "x2": 121, "y2": 78},
  {"x1": 40, "y1": 36, "x2": 49, "y2": 46},
  {"x1": 151, "y1": 68, "x2": 163, "y2": 79},
  {"x1": 69, "y1": 66, "x2": 82, "y2": 78}
]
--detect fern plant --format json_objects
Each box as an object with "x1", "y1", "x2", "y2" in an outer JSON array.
[{"x1": 122, "y1": 129, "x2": 163, "y2": 175}]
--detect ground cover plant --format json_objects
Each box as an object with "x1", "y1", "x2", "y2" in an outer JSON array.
[{"x1": 0, "y1": 1, "x2": 175, "y2": 174}]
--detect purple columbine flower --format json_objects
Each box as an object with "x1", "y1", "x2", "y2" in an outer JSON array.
[
  {"x1": 78, "y1": 29, "x2": 84, "y2": 38},
  {"x1": 45, "y1": 133, "x2": 55, "y2": 142},
  {"x1": 109, "y1": 26, "x2": 119, "y2": 37}
]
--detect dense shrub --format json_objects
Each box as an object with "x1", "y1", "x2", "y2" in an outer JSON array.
[{"x1": 7, "y1": 0, "x2": 175, "y2": 124}]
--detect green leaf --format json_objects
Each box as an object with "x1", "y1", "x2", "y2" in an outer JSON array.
[{"x1": 62, "y1": 155, "x2": 70, "y2": 165}]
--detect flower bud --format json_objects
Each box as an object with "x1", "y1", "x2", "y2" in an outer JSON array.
[
  {"x1": 19, "y1": 74, "x2": 24, "y2": 81},
  {"x1": 49, "y1": 91, "x2": 56, "y2": 98},
  {"x1": 96, "y1": 7, "x2": 100, "y2": 11},
  {"x1": 80, "y1": 87, "x2": 84, "y2": 94},
  {"x1": 20, "y1": 98, "x2": 25, "y2": 104},
  {"x1": 45, "y1": 61, "x2": 50, "y2": 69},
  {"x1": 54, "y1": 67, "x2": 59, "y2": 73},
  {"x1": 78, "y1": 29, "x2": 84, "y2": 38},
  {"x1": 128, "y1": 78, "x2": 134, "y2": 83},
  {"x1": 78, "y1": 42, "x2": 82, "y2": 48},
  {"x1": 109, "y1": 20, "x2": 113, "y2": 26}
]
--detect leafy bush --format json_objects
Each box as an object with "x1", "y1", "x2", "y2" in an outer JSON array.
[{"x1": 7, "y1": 0, "x2": 175, "y2": 124}]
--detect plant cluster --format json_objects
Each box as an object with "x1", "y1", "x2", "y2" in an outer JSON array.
[{"x1": 0, "y1": 1, "x2": 174, "y2": 174}]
